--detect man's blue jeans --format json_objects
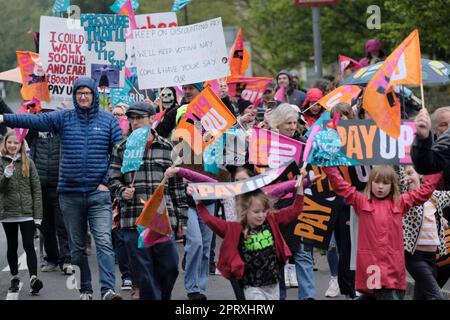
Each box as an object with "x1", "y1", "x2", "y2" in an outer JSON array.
[
  {"x1": 59, "y1": 190, "x2": 116, "y2": 297},
  {"x1": 185, "y1": 203, "x2": 215, "y2": 295},
  {"x1": 112, "y1": 228, "x2": 131, "y2": 281},
  {"x1": 295, "y1": 243, "x2": 316, "y2": 299},
  {"x1": 122, "y1": 229, "x2": 179, "y2": 300}
]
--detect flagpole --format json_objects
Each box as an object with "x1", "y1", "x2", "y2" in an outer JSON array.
[
  {"x1": 420, "y1": 81, "x2": 426, "y2": 109},
  {"x1": 158, "y1": 88, "x2": 163, "y2": 113}
]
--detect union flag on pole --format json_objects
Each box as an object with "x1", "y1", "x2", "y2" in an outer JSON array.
[
  {"x1": 229, "y1": 29, "x2": 250, "y2": 76},
  {"x1": 135, "y1": 184, "x2": 173, "y2": 237},
  {"x1": 17, "y1": 52, "x2": 51, "y2": 102},
  {"x1": 173, "y1": 86, "x2": 236, "y2": 155},
  {"x1": 318, "y1": 85, "x2": 361, "y2": 111},
  {"x1": 363, "y1": 29, "x2": 422, "y2": 138}
]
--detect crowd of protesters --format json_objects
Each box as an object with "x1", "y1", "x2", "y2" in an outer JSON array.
[{"x1": 0, "y1": 37, "x2": 449, "y2": 301}]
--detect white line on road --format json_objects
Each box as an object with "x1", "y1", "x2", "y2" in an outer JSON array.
[
  {"x1": 5, "y1": 282, "x2": 23, "y2": 300},
  {"x1": 2, "y1": 252, "x2": 28, "y2": 272}
]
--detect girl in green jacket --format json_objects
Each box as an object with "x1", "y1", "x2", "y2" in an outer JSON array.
[{"x1": 0, "y1": 130, "x2": 43, "y2": 295}]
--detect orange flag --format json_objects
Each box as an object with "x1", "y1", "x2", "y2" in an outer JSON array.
[
  {"x1": 173, "y1": 86, "x2": 237, "y2": 155},
  {"x1": 17, "y1": 51, "x2": 51, "y2": 102},
  {"x1": 363, "y1": 29, "x2": 422, "y2": 138},
  {"x1": 229, "y1": 29, "x2": 250, "y2": 76},
  {"x1": 135, "y1": 184, "x2": 172, "y2": 236},
  {"x1": 318, "y1": 85, "x2": 362, "y2": 111}
]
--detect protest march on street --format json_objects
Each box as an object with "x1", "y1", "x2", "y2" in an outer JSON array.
[{"x1": 0, "y1": 0, "x2": 450, "y2": 306}]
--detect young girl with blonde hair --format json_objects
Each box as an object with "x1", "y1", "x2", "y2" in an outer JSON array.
[
  {"x1": 323, "y1": 165, "x2": 442, "y2": 300},
  {"x1": 0, "y1": 130, "x2": 43, "y2": 295},
  {"x1": 188, "y1": 174, "x2": 305, "y2": 300}
]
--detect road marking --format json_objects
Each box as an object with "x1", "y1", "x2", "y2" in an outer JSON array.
[
  {"x1": 5, "y1": 282, "x2": 23, "y2": 300},
  {"x1": 2, "y1": 252, "x2": 28, "y2": 272}
]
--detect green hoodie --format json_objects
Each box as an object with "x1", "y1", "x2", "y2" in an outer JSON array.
[{"x1": 0, "y1": 153, "x2": 42, "y2": 221}]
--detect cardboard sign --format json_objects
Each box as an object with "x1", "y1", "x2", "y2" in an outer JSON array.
[
  {"x1": 336, "y1": 120, "x2": 416, "y2": 165},
  {"x1": 249, "y1": 127, "x2": 304, "y2": 168},
  {"x1": 81, "y1": 14, "x2": 128, "y2": 88},
  {"x1": 39, "y1": 16, "x2": 86, "y2": 107},
  {"x1": 132, "y1": 17, "x2": 229, "y2": 89},
  {"x1": 191, "y1": 160, "x2": 298, "y2": 200},
  {"x1": 125, "y1": 12, "x2": 178, "y2": 74}
]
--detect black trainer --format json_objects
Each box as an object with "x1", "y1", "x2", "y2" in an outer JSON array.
[
  {"x1": 30, "y1": 277, "x2": 43, "y2": 295},
  {"x1": 9, "y1": 278, "x2": 20, "y2": 293}
]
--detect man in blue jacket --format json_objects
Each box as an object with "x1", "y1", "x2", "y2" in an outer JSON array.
[{"x1": 0, "y1": 77, "x2": 123, "y2": 300}]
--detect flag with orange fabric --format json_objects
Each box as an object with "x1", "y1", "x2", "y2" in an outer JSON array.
[
  {"x1": 135, "y1": 184, "x2": 173, "y2": 236},
  {"x1": 173, "y1": 86, "x2": 236, "y2": 155},
  {"x1": 17, "y1": 51, "x2": 51, "y2": 102},
  {"x1": 363, "y1": 29, "x2": 422, "y2": 138},
  {"x1": 229, "y1": 29, "x2": 250, "y2": 76},
  {"x1": 318, "y1": 85, "x2": 361, "y2": 111}
]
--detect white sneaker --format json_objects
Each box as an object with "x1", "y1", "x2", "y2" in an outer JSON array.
[
  {"x1": 288, "y1": 264, "x2": 298, "y2": 287},
  {"x1": 80, "y1": 293, "x2": 93, "y2": 300},
  {"x1": 325, "y1": 277, "x2": 340, "y2": 298},
  {"x1": 62, "y1": 263, "x2": 74, "y2": 275}
]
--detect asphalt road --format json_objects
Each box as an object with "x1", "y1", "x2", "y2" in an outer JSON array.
[{"x1": 1, "y1": 228, "x2": 449, "y2": 300}]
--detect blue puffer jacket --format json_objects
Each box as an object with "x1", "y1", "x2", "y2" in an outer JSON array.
[{"x1": 4, "y1": 77, "x2": 122, "y2": 193}]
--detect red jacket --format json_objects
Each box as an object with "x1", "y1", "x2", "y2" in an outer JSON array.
[
  {"x1": 324, "y1": 167, "x2": 442, "y2": 293},
  {"x1": 196, "y1": 196, "x2": 304, "y2": 280}
]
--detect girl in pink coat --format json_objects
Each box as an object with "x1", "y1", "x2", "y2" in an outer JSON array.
[{"x1": 322, "y1": 166, "x2": 442, "y2": 300}]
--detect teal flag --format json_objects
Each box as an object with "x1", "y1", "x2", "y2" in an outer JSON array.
[
  {"x1": 172, "y1": 0, "x2": 192, "y2": 12},
  {"x1": 304, "y1": 110, "x2": 330, "y2": 138},
  {"x1": 121, "y1": 125, "x2": 150, "y2": 174},
  {"x1": 110, "y1": 0, "x2": 139, "y2": 13},
  {"x1": 308, "y1": 127, "x2": 360, "y2": 167},
  {"x1": 203, "y1": 135, "x2": 224, "y2": 174},
  {"x1": 110, "y1": 78, "x2": 135, "y2": 107},
  {"x1": 52, "y1": 0, "x2": 70, "y2": 16}
]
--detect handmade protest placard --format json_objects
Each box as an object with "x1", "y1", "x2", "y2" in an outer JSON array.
[
  {"x1": 190, "y1": 160, "x2": 298, "y2": 200},
  {"x1": 249, "y1": 127, "x2": 304, "y2": 168},
  {"x1": 132, "y1": 17, "x2": 229, "y2": 89},
  {"x1": 125, "y1": 12, "x2": 178, "y2": 75},
  {"x1": 173, "y1": 86, "x2": 236, "y2": 155},
  {"x1": 336, "y1": 120, "x2": 416, "y2": 165},
  {"x1": 40, "y1": 16, "x2": 86, "y2": 107},
  {"x1": 80, "y1": 14, "x2": 128, "y2": 88}
]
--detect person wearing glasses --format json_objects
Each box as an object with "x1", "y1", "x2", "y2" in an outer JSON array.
[
  {"x1": 0, "y1": 77, "x2": 123, "y2": 300},
  {"x1": 108, "y1": 102, "x2": 188, "y2": 300}
]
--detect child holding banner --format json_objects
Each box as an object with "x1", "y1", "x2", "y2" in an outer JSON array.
[
  {"x1": 187, "y1": 172, "x2": 306, "y2": 300},
  {"x1": 0, "y1": 130, "x2": 43, "y2": 295},
  {"x1": 322, "y1": 165, "x2": 442, "y2": 300}
]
